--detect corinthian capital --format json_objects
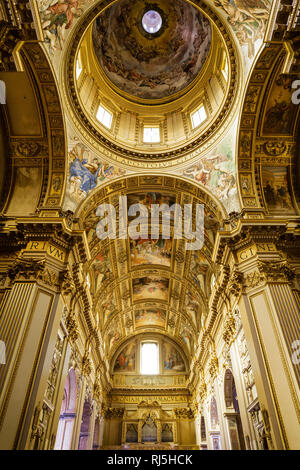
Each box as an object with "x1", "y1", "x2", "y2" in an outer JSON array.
[{"x1": 258, "y1": 260, "x2": 295, "y2": 283}]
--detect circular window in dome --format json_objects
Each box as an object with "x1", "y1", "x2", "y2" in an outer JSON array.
[{"x1": 142, "y1": 10, "x2": 162, "y2": 34}]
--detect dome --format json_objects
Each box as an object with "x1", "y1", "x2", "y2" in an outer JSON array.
[
  {"x1": 92, "y1": 0, "x2": 212, "y2": 101},
  {"x1": 68, "y1": 0, "x2": 239, "y2": 165}
]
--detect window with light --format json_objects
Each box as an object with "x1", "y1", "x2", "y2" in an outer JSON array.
[
  {"x1": 142, "y1": 10, "x2": 162, "y2": 34},
  {"x1": 76, "y1": 59, "x2": 82, "y2": 80},
  {"x1": 143, "y1": 126, "x2": 160, "y2": 143},
  {"x1": 96, "y1": 105, "x2": 113, "y2": 129},
  {"x1": 191, "y1": 105, "x2": 207, "y2": 129},
  {"x1": 140, "y1": 342, "x2": 159, "y2": 375},
  {"x1": 222, "y1": 58, "x2": 229, "y2": 82}
]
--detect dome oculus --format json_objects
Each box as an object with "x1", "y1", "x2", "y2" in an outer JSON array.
[
  {"x1": 142, "y1": 10, "x2": 162, "y2": 34},
  {"x1": 92, "y1": 0, "x2": 212, "y2": 100}
]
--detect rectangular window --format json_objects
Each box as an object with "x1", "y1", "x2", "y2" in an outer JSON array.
[
  {"x1": 96, "y1": 105, "x2": 113, "y2": 129},
  {"x1": 140, "y1": 342, "x2": 159, "y2": 375},
  {"x1": 76, "y1": 59, "x2": 82, "y2": 80},
  {"x1": 191, "y1": 105, "x2": 207, "y2": 129},
  {"x1": 76, "y1": 51, "x2": 82, "y2": 80},
  {"x1": 143, "y1": 126, "x2": 160, "y2": 143},
  {"x1": 222, "y1": 58, "x2": 229, "y2": 82}
]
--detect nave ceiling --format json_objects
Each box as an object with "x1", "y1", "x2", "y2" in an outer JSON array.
[{"x1": 77, "y1": 174, "x2": 225, "y2": 364}]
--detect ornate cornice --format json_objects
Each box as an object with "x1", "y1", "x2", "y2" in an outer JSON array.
[{"x1": 259, "y1": 260, "x2": 295, "y2": 283}]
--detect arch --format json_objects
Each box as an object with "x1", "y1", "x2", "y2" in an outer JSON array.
[
  {"x1": 210, "y1": 396, "x2": 219, "y2": 429},
  {"x1": 111, "y1": 333, "x2": 189, "y2": 376},
  {"x1": 224, "y1": 369, "x2": 238, "y2": 410},
  {"x1": 161, "y1": 423, "x2": 173, "y2": 443},
  {"x1": 141, "y1": 416, "x2": 157, "y2": 443},
  {"x1": 54, "y1": 368, "x2": 78, "y2": 450},
  {"x1": 0, "y1": 42, "x2": 67, "y2": 216},
  {"x1": 125, "y1": 424, "x2": 138, "y2": 443},
  {"x1": 75, "y1": 173, "x2": 228, "y2": 221},
  {"x1": 78, "y1": 399, "x2": 92, "y2": 450},
  {"x1": 237, "y1": 44, "x2": 300, "y2": 215},
  {"x1": 223, "y1": 369, "x2": 246, "y2": 450}
]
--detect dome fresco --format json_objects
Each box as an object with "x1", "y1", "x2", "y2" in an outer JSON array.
[{"x1": 92, "y1": 0, "x2": 212, "y2": 100}]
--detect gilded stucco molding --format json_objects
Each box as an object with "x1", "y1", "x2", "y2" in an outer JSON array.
[
  {"x1": 174, "y1": 408, "x2": 194, "y2": 420},
  {"x1": 222, "y1": 312, "x2": 237, "y2": 346}
]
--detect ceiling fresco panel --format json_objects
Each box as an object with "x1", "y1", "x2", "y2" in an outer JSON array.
[{"x1": 92, "y1": 0, "x2": 212, "y2": 100}]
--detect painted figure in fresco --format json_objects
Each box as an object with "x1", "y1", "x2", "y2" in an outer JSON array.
[
  {"x1": 135, "y1": 309, "x2": 166, "y2": 327},
  {"x1": 264, "y1": 99, "x2": 292, "y2": 133},
  {"x1": 133, "y1": 276, "x2": 169, "y2": 301},
  {"x1": 67, "y1": 142, "x2": 125, "y2": 204},
  {"x1": 181, "y1": 324, "x2": 194, "y2": 353},
  {"x1": 130, "y1": 237, "x2": 172, "y2": 267},
  {"x1": 40, "y1": 0, "x2": 85, "y2": 52},
  {"x1": 214, "y1": 0, "x2": 270, "y2": 58},
  {"x1": 92, "y1": 252, "x2": 112, "y2": 290},
  {"x1": 263, "y1": 168, "x2": 293, "y2": 211},
  {"x1": 92, "y1": 0, "x2": 212, "y2": 99},
  {"x1": 183, "y1": 153, "x2": 235, "y2": 201},
  {"x1": 190, "y1": 251, "x2": 208, "y2": 287},
  {"x1": 70, "y1": 147, "x2": 100, "y2": 194},
  {"x1": 114, "y1": 344, "x2": 135, "y2": 372},
  {"x1": 163, "y1": 346, "x2": 185, "y2": 371},
  {"x1": 101, "y1": 292, "x2": 116, "y2": 323},
  {"x1": 263, "y1": 181, "x2": 276, "y2": 206}
]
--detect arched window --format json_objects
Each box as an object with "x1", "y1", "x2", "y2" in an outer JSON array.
[
  {"x1": 93, "y1": 416, "x2": 100, "y2": 450},
  {"x1": 78, "y1": 399, "x2": 92, "y2": 450},
  {"x1": 142, "y1": 416, "x2": 157, "y2": 442},
  {"x1": 224, "y1": 369, "x2": 245, "y2": 449},
  {"x1": 161, "y1": 424, "x2": 173, "y2": 442},
  {"x1": 210, "y1": 396, "x2": 219, "y2": 428},
  {"x1": 54, "y1": 368, "x2": 77, "y2": 450},
  {"x1": 140, "y1": 342, "x2": 159, "y2": 375},
  {"x1": 224, "y1": 369, "x2": 240, "y2": 412},
  {"x1": 201, "y1": 416, "x2": 207, "y2": 441},
  {"x1": 126, "y1": 424, "x2": 138, "y2": 443}
]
